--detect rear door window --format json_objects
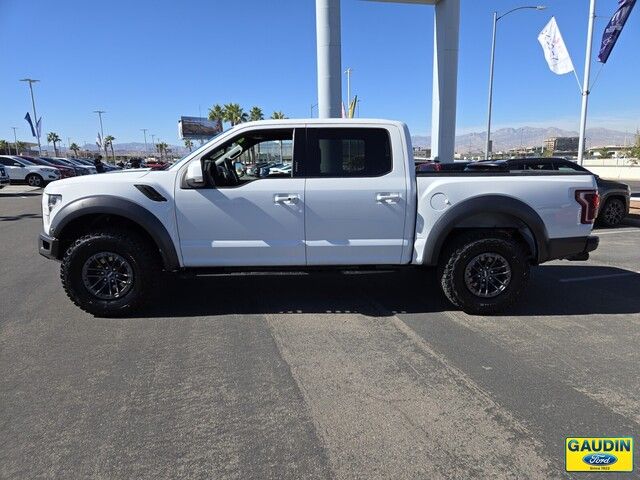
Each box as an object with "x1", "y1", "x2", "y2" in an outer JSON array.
[{"x1": 305, "y1": 128, "x2": 392, "y2": 177}]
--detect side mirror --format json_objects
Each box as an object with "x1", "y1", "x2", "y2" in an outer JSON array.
[{"x1": 185, "y1": 160, "x2": 205, "y2": 188}]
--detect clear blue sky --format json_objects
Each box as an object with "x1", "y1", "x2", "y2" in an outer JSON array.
[{"x1": 0, "y1": 0, "x2": 638, "y2": 146}]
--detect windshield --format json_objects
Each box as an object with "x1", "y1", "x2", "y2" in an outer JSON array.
[{"x1": 168, "y1": 128, "x2": 231, "y2": 170}]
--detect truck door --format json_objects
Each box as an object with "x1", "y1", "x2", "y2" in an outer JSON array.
[
  {"x1": 303, "y1": 126, "x2": 408, "y2": 265},
  {"x1": 175, "y1": 128, "x2": 306, "y2": 267}
]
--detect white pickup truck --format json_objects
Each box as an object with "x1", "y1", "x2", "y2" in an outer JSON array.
[{"x1": 39, "y1": 119, "x2": 599, "y2": 316}]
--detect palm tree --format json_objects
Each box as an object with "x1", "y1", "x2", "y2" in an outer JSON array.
[
  {"x1": 208, "y1": 104, "x2": 225, "y2": 129},
  {"x1": 224, "y1": 103, "x2": 248, "y2": 126},
  {"x1": 104, "y1": 135, "x2": 116, "y2": 162},
  {"x1": 47, "y1": 132, "x2": 61, "y2": 156},
  {"x1": 249, "y1": 106, "x2": 264, "y2": 121},
  {"x1": 69, "y1": 142, "x2": 80, "y2": 157},
  {"x1": 184, "y1": 139, "x2": 194, "y2": 152},
  {"x1": 156, "y1": 142, "x2": 169, "y2": 160},
  {"x1": 271, "y1": 111, "x2": 286, "y2": 119},
  {"x1": 16, "y1": 141, "x2": 26, "y2": 155},
  {"x1": 0, "y1": 139, "x2": 8, "y2": 154}
]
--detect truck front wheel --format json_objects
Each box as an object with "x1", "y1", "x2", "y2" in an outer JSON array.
[
  {"x1": 440, "y1": 234, "x2": 530, "y2": 315},
  {"x1": 60, "y1": 230, "x2": 161, "y2": 317}
]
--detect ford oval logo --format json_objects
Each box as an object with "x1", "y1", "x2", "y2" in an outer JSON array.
[{"x1": 582, "y1": 453, "x2": 617, "y2": 466}]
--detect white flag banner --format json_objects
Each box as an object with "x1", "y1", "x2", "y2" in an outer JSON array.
[{"x1": 538, "y1": 17, "x2": 575, "y2": 75}]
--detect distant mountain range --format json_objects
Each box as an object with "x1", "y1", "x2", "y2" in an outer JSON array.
[
  {"x1": 411, "y1": 127, "x2": 637, "y2": 153},
  {"x1": 75, "y1": 126, "x2": 636, "y2": 156}
]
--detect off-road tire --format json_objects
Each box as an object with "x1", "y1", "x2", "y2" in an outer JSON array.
[
  {"x1": 598, "y1": 198, "x2": 625, "y2": 228},
  {"x1": 26, "y1": 173, "x2": 44, "y2": 187},
  {"x1": 61, "y1": 230, "x2": 161, "y2": 317},
  {"x1": 439, "y1": 234, "x2": 530, "y2": 315}
]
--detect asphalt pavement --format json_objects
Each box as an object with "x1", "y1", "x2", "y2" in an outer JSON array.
[{"x1": 1, "y1": 186, "x2": 639, "y2": 479}]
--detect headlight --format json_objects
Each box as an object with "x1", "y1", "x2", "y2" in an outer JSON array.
[{"x1": 47, "y1": 194, "x2": 62, "y2": 213}]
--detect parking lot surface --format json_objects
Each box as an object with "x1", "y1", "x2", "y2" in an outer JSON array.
[{"x1": 1, "y1": 186, "x2": 639, "y2": 479}]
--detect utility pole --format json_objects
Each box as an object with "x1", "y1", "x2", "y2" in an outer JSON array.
[
  {"x1": 93, "y1": 110, "x2": 107, "y2": 160},
  {"x1": 11, "y1": 127, "x2": 18, "y2": 155},
  {"x1": 20, "y1": 78, "x2": 42, "y2": 154},
  {"x1": 344, "y1": 67, "x2": 352, "y2": 117},
  {"x1": 151, "y1": 134, "x2": 156, "y2": 156},
  {"x1": 141, "y1": 128, "x2": 148, "y2": 154},
  {"x1": 578, "y1": 0, "x2": 596, "y2": 166}
]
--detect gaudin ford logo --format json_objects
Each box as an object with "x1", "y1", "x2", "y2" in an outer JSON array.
[
  {"x1": 582, "y1": 453, "x2": 617, "y2": 466},
  {"x1": 566, "y1": 437, "x2": 633, "y2": 472}
]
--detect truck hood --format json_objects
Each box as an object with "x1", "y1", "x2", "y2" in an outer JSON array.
[{"x1": 44, "y1": 169, "x2": 151, "y2": 193}]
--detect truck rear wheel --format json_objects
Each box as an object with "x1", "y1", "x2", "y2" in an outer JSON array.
[
  {"x1": 440, "y1": 234, "x2": 529, "y2": 315},
  {"x1": 60, "y1": 230, "x2": 161, "y2": 317}
]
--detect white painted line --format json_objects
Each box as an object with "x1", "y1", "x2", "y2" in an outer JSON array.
[
  {"x1": 559, "y1": 272, "x2": 639, "y2": 283},
  {"x1": 595, "y1": 228, "x2": 640, "y2": 235}
]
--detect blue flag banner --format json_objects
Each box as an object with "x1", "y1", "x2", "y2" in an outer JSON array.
[
  {"x1": 24, "y1": 112, "x2": 36, "y2": 137},
  {"x1": 598, "y1": 0, "x2": 636, "y2": 63},
  {"x1": 36, "y1": 117, "x2": 42, "y2": 138}
]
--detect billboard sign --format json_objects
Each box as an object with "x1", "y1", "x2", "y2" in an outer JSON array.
[{"x1": 178, "y1": 116, "x2": 222, "y2": 140}]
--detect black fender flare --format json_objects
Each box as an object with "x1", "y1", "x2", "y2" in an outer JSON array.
[
  {"x1": 50, "y1": 195, "x2": 180, "y2": 271},
  {"x1": 422, "y1": 194, "x2": 550, "y2": 265}
]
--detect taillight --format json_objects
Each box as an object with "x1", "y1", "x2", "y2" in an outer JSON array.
[{"x1": 575, "y1": 189, "x2": 599, "y2": 224}]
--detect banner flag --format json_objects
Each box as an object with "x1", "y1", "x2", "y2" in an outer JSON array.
[
  {"x1": 598, "y1": 0, "x2": 636, "y2": 63},
  {"x1": 538, "y1": 17, "x2": 575, "y2": 75},
  {"x1": 36, "y1": 117, "x2": 42, "y2": 138},
  {"x1": 24, "y1": 113, "x2": 36, "y2": 137},
  {"x1": 96, "y1": 132, "x2": 102, "y2": 148}
]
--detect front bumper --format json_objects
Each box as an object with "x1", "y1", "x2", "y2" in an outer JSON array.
[
  {"x1": 546, "y1": 235, "x2": 599, "y2": 262},
  {"x1": 39, "y1": 232, "x2": 61, "y2": 260}
]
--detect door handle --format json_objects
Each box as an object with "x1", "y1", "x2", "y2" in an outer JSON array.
[
  {"x1": 376, "y1": 192, "x2": 401, "y2": 203},
  {"x1": 274, "y1": 194, "x2": 300, "y2": 205}
]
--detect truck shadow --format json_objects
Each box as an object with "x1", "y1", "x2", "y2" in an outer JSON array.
[{"x1": 141, "y1": 265, "x2": 640, "y2": 318}]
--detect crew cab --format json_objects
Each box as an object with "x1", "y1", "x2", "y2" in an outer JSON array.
[
  {"x1": 38, "y1": 119, "x2": 599, "y2": 316},
  {"x1": 0, "y1": 155, "x2": 61, "y2": 187}
]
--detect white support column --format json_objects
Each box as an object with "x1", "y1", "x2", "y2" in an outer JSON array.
[
  {"x1": 316, "y1": 0, "x2": 342, "y2": 118},
  {"x1": 430, "y1": 0, "x2": 460, "y2": 163}
]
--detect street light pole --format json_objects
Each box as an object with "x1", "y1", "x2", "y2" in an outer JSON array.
[
  {"x1": 577, "y1": 0, "x2": 596, "y2": 166},
  {"x1": 20, "y1": 78, "x2": 42, "y2": 154},
  {"x1": 485, "y1": 6, "x2": 546, "y2": 159},
  {"x1": 344, "y1": 67, "x2": 352, "y2": 117},
  {"x1": 11, "y1": 127, "x2": 18, "y2": 155},
  {"x1": 93, "y1": 110, "x2": 106, "y2": 160},
  {"x1": 141, "y1": 128, "x2": 148, "y2": 154}
]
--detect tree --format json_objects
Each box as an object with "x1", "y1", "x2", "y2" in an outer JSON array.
[
  {"x1": 104, "y1": 135, "x2": 116, "y2": 162},
  {"x1": 184, "y1": 139, "x2": 194, "y2": 152},
  {"x1": 224, "y1": 103, "x2": 248, "y2": 126},
  {"x1": 630, "y1": 130, "x2": 640, "y2": 162},
  {"x1": 249, "y1": 106, "x2": 264, "y2": 121},
  {"x1": 271, "y1": 111, "x2": 286, "y2": 119},
  {"x1": 156, "y1": 142, "x2": 168, "y2": 160},
  {"x1": 0, "y1": 139, "x2": 8, "y2": 154},
  {"x1": 47, "y1": 132, "x2": 61, "y2": 156},
  {"x1": 16, "y1": 141, "x2": 26, "y2": 155},
  {"x1": 208, "y1": 103, "x2": 225, "y2": 127},
  {"x1": 69, "y1": 142, "x2": 80, "y2": 157}
]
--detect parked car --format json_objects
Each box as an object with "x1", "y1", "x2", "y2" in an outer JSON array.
[
  {"x1": 0, "y1": 155, "x2": 61, "y2": 187},
  {"x1": 415, "y1": 160, "x2": 468, "y2": 173},
  {"x1": 471, "y1": 157, "x2": 631, "y2": 227},
  {"x1": 19, "y1": 156, "x2": 76, "y2": 179},
  {"x1": 0, "y1": 164, "x2": 9, "y2": 188},
  {"x1": 39, "y1": 119, "x2": 599, "y2": 317},
  {"x1": 54, "y1": 157, "x2": 97, "y2": 175},
  {"x1": 41, "y1": 157, "x2": 91, "y2": 176}
]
